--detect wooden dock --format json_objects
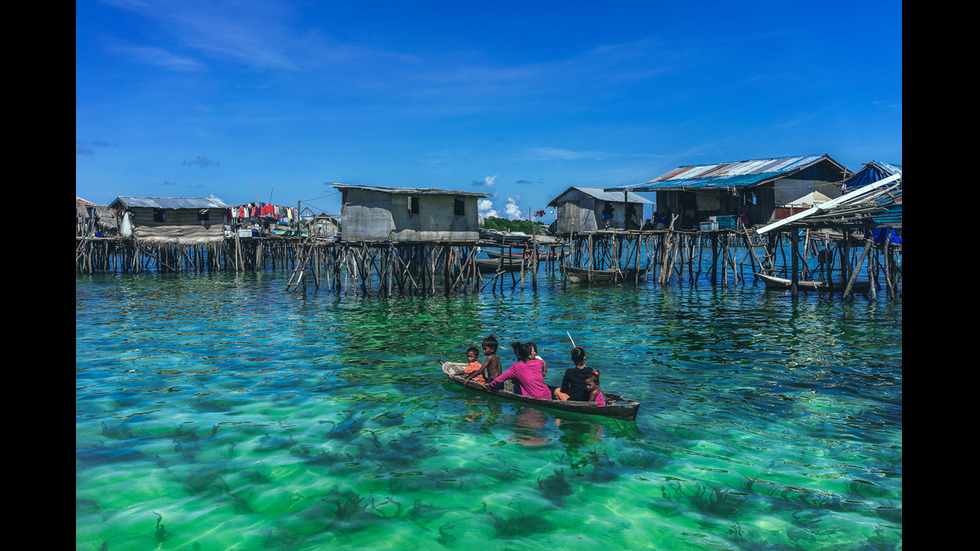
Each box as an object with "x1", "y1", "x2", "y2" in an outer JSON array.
[{"x1": 75, "y1": 225, "x2": 902, "y2": 299}]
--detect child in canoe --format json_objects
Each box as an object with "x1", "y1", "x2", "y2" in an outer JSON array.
[
  {"x1": 463, "y1": 335, "x2": 502, "y2": 385},
  {"x1": 585, "y1": 372, "x2": 605, "y2": 406},
  {"x1": 554, "y1": 346, "x2": 595, "y2": 401},
  {"x1": 527, "y1": 342, "x2": 547, "y2": 377},
  {"x1": 484, "y1": 342, "x2": 552, "y2": 400},
  {"x1": 462, "y1": 346, "x2": 485, "y2": 384}
]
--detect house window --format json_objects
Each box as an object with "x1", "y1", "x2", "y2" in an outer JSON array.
[
  {"x1": 454, "y1": 197, "x2": 465, "y2": 216},
  {"x1": 153, "y1": 209, "x2": 167, "y2": 222},
  {"x1": 198, "y1": 209, "x2": 210, "y2": 221},
  {"x1": 408, "y1": 196, "x2": 420, "y2": 214}
]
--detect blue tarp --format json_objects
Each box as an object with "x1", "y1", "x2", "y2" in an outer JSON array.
[
  {"x1": 871, "y1": 226, "x2": 902, "y2": 244},
  {"x1": 844, "y1": 162, "x2": 901, "y2": 190}
]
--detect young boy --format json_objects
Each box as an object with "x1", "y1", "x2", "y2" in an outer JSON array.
[
  {"x1": 463, "y1": 335, "x2": 502, "y2": 385},
  {"x1": 462, "y1": 346, "x2": 485, "y2": 384}
]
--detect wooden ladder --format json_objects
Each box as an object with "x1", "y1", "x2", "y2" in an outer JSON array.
[
  {"x1": 285, "y1": 237, "x2": 318, "y2": 291},
  {"x1": 742, "y1": 226, "x2": 775, "y2": 275}
]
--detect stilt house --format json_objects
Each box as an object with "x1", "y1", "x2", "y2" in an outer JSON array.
[
  {"x1": 109, "y1": 195, "x2": 230, "y2": 243},
  {"x1": 306, "y1": 213, "x2": 340, "y2": 238},
  {"x1": 333, "y1": 184, "x2": 491, "y2": 242},
  {"x1": 76, "y1": 196, "x2": 118, "y2": 237},
  {"x1": 607, "y1": 154, "x2": 850, "y2": 228},
  {"x1": 547, "y1": 186, "x2": 653, "y2": 234}
]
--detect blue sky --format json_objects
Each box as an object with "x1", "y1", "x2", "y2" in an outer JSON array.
[{"x1": 76, "y1": 0, "x2": 902, "y2": 222}]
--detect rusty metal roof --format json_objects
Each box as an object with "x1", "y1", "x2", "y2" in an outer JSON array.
[{"x1": 609, "y1": 155, "x2": 846, "y2": 192}]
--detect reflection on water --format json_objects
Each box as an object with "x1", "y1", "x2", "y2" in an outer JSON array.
[{"x1": 77, "y1": 272, "x2": 901, "y2": 550}]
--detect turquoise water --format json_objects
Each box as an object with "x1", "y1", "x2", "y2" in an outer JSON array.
[{"x1": 76, "y1": 272, "x2": 902, "y2": 550}]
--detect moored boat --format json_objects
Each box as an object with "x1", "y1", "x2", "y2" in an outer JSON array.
[
  {"x1": 563, "y1": 265, "x2": 646, "y2": 283},
  {"x1": 439, "y1": 360, "x2": 640, "y2": 421},
  {"x1": 476, "y1": 257, "x2": 529, "y2": 273},
  {"x1": 754, "y1": 273, "x2": 871, "y2": 292},
  {"x1": 483, "y1": 248, "x2": 569, "y2": 262},
  {"x1": 479, "y1": 229, "x2": 531, "y2": 244}
]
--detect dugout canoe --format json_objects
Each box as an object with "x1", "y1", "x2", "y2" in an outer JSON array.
[
  {"x1": 563, "y1": 265, "x2": 646, "y2": 284},
  {"x1": 476, "y1": 257, "x2": 529, "y2": 273},
  {"x1": 754, "y1": 273, "x2": 871, "y2": 292},
  {"x1": 440, "y1": 360, "x2": 640, "y2": 421},
  {"x1": 483, "y1": 248, "x2": 569, "y2": 262}
]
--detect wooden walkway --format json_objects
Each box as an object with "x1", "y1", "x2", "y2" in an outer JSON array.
[{"x1": 75, "y1": 226, "x2": 902, "y2": 300}]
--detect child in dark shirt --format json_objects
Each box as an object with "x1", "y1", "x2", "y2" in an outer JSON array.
[{"x1": 553, "y1": 346, "x2": 594, "y2": 401}]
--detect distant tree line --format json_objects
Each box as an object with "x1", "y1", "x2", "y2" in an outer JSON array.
[{"x1": 481, "y1": 216, "x2": 545, "y2": 234}]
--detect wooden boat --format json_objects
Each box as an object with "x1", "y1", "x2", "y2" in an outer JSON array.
[
  {"x1": 563, "y1": 265, "x2": 646, "y2": 283},
  {"x1": 754, "y1": 273, "x2": 871, "y2": 292},
  {"x1": 476, "y1": 257, "x2": 529, "y2": 273},
  {"x1": 479, "y1": 229, "x2": 531, "y2": 244},
  {"x1": 439, "y1": 361, "x2": 640, "y2": 421},
  {"x1": 483, "y1": 248, "x2": 569, "y2": 262}
]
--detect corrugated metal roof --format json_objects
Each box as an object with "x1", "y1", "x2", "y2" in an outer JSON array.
[
  {"x1": 609, "y1": 155, "x2": 842, "y2": 192},
  {"x1": 548, "y1": 186, "x2": 653, "y2": 206},
  {"x1": 111, "y1": 195, "x2": 230, "y2": 209},
  {"x1": 333, "y1": 184, "x2": 491, "y2": 198}
]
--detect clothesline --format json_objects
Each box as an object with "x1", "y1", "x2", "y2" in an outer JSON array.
[{"x1": 227, "y1": 202, "x2": 296, "y2": 221}]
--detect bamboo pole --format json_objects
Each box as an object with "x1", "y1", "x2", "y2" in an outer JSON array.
[{"x1": 843, "y1": 239, "x2": 873, "y2": 300}]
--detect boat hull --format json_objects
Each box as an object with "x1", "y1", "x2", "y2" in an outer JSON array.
[
  {"x1": 440, "y1": 361, "x2": 640, "y2": 421},
  {"x1": 476, "y1": 257, "x2": 529, "y2": 273},
  {"x1": 563, "y1": 265, "x2": 646, "y2": 283},
  {"x1": 483, "y1": 249, "x2": 569, "y2": 262},
  {"x1": 755, "y1": 273, "x2": 871, "y2": 292}
]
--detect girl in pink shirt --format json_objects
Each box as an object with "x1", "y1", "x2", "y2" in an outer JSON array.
[
  {"x1": 585, "y1": 372, "x2": 606, "y2": 406},
  {"x1": 486, "y1": 342, "x2": 552, "y2": 400}
]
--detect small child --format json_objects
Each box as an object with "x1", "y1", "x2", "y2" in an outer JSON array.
[
  {"x1": 527, "y1": 342, "x2": 547, "y2": 377},
  {"x1": 462, "y1": 346, "x2": 485, "y2": 384},
  {"x1": 585, "y1": 372, "x2": 605, "y2": 407}
]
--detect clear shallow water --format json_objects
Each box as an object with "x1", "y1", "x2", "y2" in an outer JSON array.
[{"x1": 76, "y1": 272, "x2": 902, "y2": 550}]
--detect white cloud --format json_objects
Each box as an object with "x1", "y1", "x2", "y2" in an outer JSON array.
[
  {"x1": 478, "y1": 199, "x2": 498, "y2": 218},
  {"x1": 485, "y1": 174, "x2": 498, "y2": 187},
  {"x1": 504, "y1": 197, "x2": 524, "y2": 220}
]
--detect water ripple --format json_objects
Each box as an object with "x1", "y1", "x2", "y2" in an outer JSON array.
[{"x1": 76, "y1": 272, "x2": 901, "y2": 550}]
